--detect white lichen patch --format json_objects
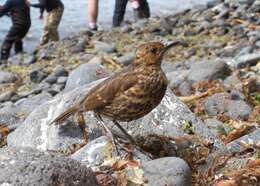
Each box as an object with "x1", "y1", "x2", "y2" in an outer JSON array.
[{"x1": 37, "y1": 97, "x2": 66, "y2": 151}]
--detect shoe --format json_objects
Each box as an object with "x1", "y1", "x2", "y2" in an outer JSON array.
[
  {"x1": 90, "y1": 26, "x2": 98, "y2": 31},
  {"x1": 133, "y1": 1, "x2": 150, "y2": 20}
]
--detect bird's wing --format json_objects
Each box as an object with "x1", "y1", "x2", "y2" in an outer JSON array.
[{"x1": 81, "y1": 70, "x2": 138, "y2": 111}]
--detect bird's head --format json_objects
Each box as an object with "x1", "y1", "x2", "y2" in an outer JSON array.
[{"x1": 133, "y1": 41, "x2": 186, "y2": 67}]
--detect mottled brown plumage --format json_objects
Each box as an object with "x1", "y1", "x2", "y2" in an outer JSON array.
[{"x1": 51, "y1": 41, "x2": 185, "y2": 144}]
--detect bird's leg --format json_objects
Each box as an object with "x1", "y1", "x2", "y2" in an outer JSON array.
[
  {"x1": 113, "y1": 120, "x2": 136, "y2": 145},
  {"x1": 75, "y1": 111, "x2": 88, "y2": 144},
  {"x1": 96, "y1": 114, "x2": 119, "y2": 153},
  {"x1": 113, "y1": 120, "x2": 154, "y2": 159}
]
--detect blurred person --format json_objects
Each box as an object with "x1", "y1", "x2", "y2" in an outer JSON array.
[
  {"x1": 0, "y1": 0, "x2": 31, "y2": 63},
  {"x1": 113, "y1": 0, "x2": 150, "y2": 27},
  {"x1": 30, "y1": 0, "x2": 64, "y2": 45},
  {"x1": 88, "y1": 0, "x2": 98, "y2": 31}
]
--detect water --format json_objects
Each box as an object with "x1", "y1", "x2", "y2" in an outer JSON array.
[{"x1": 0, "y1": 0, "x2": 212, "y2": 52}]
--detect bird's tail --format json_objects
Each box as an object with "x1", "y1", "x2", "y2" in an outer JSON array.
[{"x1": 50, "y1": 106, "x2": 79, "y2": 125}]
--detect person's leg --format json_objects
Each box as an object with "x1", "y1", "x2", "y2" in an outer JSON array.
[
  {"x1": 40, "y1": 12, "x2": 51, "y2": 45},
  {"x1": 88, "y1": 0, "x2": 98, "y2": 30},
  {"x1": 135, "y1": 0, "x2": 150, "y2": 19},
  {"x1": 14, "y1": 40, "x2": 23, "y2": 54},
  {"x1": 48, "y1": 6, "x2": 64, "y2": 42},
  {"x1": 0, "y1": 25, "x2": 19, "y2": 62},
  {"x1": 113, "y1": 0, "x2": 128, "y2": 27},
  {"x1": 14, "y1": 24, "x2": 30, "y2": 54}
]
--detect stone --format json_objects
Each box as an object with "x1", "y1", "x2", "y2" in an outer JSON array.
[
  {"x1": 204, "y1": 119, "x2": 228, "y2": 139},
  {"x1": 0, "y1": 71, "x2": 17, "y2": 84},
  {"x1": 8, "y1": 53, "x2": 32, "y2": 65},
  {"x1": 167, "y1": 70, "x2": 190, "y2": 89},
  {"x1": 0, "y1": 91, "x2": 16, "y2": 102},
  {"x1": 0, "y1": 113, "x2": 22, "y2": 131},
  {"x1": 227, "y1": 129, "x2": 260, "y2": 152},
  {"x1": 188, "y1": 60, "x2": 230, "y2": 83},
  {"x1": 29, "y1": 69, "x2": 47, "y2": 83},
  {"x1": 0, "y1": 93, "x2": 52, "y2": 123},
  {"x1": 204, "y1": 93, "x2": 252, "y2": 120},
  {"x1": 34, "y1": 82, "x2": 52, "y2": 93},
  {"x1": 44, "y1": 74, "x2": 57, "y2": 84},
  {"x1": 223, "y1": 74, "x2": 243, "y2": 90},
  {"x1": 226, "y1": 100, "x2": 252, "y2": 120},
  {"x1": 94, "y1": 41, "x2": 116, "y2": 53},
  {"x1": 71, "y1": 136, "x2": 151, "y2": 168},
  {"x1": 226, "y1": 52, "x2": 260, "y2": 69},
  {"x1": 64, "y1": 57, "x2": 109, "y2": 92},
  {"x1": 56, "y1": 76, "x2": 68, "y2": 84},
  {"x1": 117, "y1": 52, "x2": 134, "y2": 66},
  {"x1": 0, "y1": 147, "x2": 98, "y2": 186},
  {"x1": 129, "y1": 157, "x2": 192, "y2": 186},
  {"x1": 7, "y1": 79, "x2": 225, "y2": 152},
  {"x1": 52, "y1": 83, "x2": 65, "y2": 91},
  {"x1": 178, "y1": 81, "x2": 192, "y2": 96},
  {"x1": 53, "y1": 66, "x2": 68, "y2": 77},
  {"x1": 72, "y1": 37, "x2": 88, "y2": 53}
]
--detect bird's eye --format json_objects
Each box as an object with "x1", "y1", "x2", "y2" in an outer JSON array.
[{"x1": 150, "y1": 48, "x2": 157, "y2": 54}]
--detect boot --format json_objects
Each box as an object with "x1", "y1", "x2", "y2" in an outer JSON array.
[
  {"x1": 0, "y1": 48, "x2": 10, "y2": 65},
  {"x1": 133, "y1": 0, "x2": 150, "y2": 20},
  {"x1": 14, "y1": 41, "x2": 23, "y2": 54}
]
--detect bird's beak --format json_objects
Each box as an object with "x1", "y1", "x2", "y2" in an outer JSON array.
[{"x1": 160, "y1": 40, "x2": 187, "y2": 56}]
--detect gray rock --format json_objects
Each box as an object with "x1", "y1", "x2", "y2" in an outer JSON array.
[
  {"x1": 0, "y1": 113, "x2": 22, "y2": 132},
  {"x1": 204, "y1": 119, "x2": 228, "y2": 138},
  {"x1": 94, "y1": 41, "x2": 116, "y2": 53},
  {"x1": 56, "y1": 76, "x2": 68, "y2": 84},
  {"x1": 204, "y1": 93, "x2": 252, "y2": 120},
  {"x1": 230, "y1": 90, "x2": 245, "y2": 100},
  {"x1": 117, "y1": 52, "x2": 134, "y2": 66},
  {"x1": 8, "y1": 53, "x2": 36, "y2": 65},
  {"x1": 72, "y1": 37, "x2": 88, "y2": 53},
  {"x1": 0, "y1": 147, "x2": 98, "y2": 186},
  {"x1": 223, "y1": 74, "x2": 243, "y2": 90},
  {"x1": 51, "y1": 83, "x2": 65, "y2": 92},
  {"x1": 8, "y1": 79, "x2": 225, "y2": 152},
  {"x1": 227, "y1": 129, "x2": 260, "y2": 152},
  {"x1": 65, "y1": 57, "x2": 109, "y2": 91},
  {"x1": 71, "y1": 136, "x2": 151, "y2": 167},
  {"x1": 188, "y1": 60, "x2": 230, "y2": 83},
  {"x1": 0, "y1": 93, "x2": 52, "y2": 122},
  {"x1": 226, "y1": 100, "x2": 252, "y2": 120},
  {"x1": 34, "y1": 82, "x2": 52, "y2": 92},
  {"x1": 44, "y1": 74, "x2": 58, "y2": 84},
  {"x1": 178, "y1": 81, "x2": 192, "y2": 96},
  {"x1": 29, "y1": 69, "x2": 47, "y2": 83},
  {"x1": 167, "y1": 70, "x2": 189, "y2": 89},
  {"x1": 53, "y1": 66, "x2": 68, "y2": 77},
  {"x1": 226, "y1": 52, "x2": 260, "y2": 69},
  {"x1": 0, "y1": 90, "x2": 15, "y2": 102},
  {"x1": 0, "y1": 71, "x2": 17, "y2": 84},
  {"x1": 140, "y1": 157, "x2": 191, "y2": 186}
]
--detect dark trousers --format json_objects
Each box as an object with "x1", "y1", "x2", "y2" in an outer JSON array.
[
  {"x1": 1, "y1": 24, "x2": 30, "y2": 60},
  {"x1": 113, "y1": 0, "x2": 150, "y2": 27}
]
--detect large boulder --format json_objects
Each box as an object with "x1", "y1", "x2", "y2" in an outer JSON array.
[
  {"x1": 8, "y1": 79, "x2": 225, "y2": 152},
  {"x1": 64, "y1": 57, "x2": 109, "y2": 92},
  {"x1": 187, "y1": 59, "x2": 230, "y2": 82},
  {"x1": 0, "y1": 147, "x2": 98, "y2": 186}
]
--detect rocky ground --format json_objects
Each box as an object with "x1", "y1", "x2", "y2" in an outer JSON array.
[{"x1": 0, "y1": 0, "x2": 260, "y2": 185}]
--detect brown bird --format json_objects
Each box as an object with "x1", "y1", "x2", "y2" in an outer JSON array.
[{"x1": 51, "y1": 41, "x2": 185, "y2": 148}]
